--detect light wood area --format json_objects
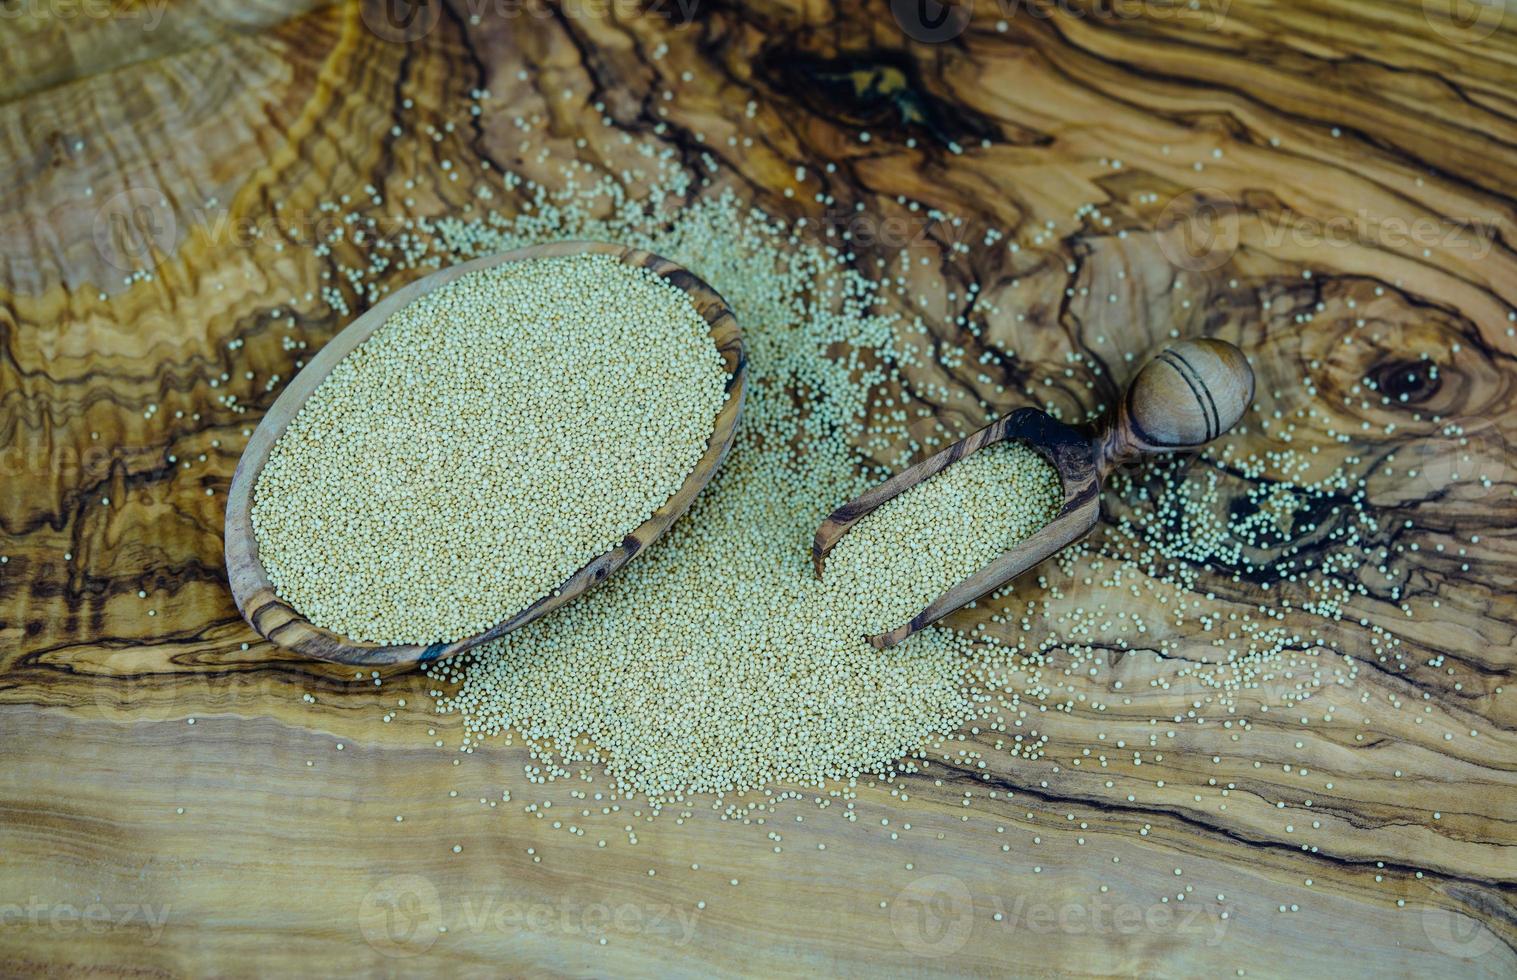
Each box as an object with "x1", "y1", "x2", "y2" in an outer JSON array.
[{"x1": 1, "y1": 0, "x2": 1515, "y2": 976}]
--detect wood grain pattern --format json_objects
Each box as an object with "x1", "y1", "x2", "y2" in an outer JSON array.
[
  {"x1": 1, "y1": 0, "x2": 1515, "y2": 976},
  {"x1": 223, "y1": 240, "x2": 746, "y2": 667},
  {"x1": 814, "y1": 339, "x2": 1253, "y2": 648}
]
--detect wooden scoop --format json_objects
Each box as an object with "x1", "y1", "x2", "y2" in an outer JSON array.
[
  {"x1": 813, "y1": 338, "x2": 1254, "y2": 649},
  {"x1": 224, "y1": 241, "x2": 746, "y2": 667}
]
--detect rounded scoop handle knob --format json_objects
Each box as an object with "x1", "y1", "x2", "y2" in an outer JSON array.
[{"x1": 1092, "y1": 338, "x2": 1254, "y2": 477}]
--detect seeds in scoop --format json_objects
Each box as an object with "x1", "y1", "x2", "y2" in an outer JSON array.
[
  {"x1": 823, "y1": 441, "x2": 1064, "y2": 635},
  {"x1": 252, "y1": 253, "x2": 728, "y2": 645}
]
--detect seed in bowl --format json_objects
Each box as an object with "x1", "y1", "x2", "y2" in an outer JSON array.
[{"x1": 251, "y1": 253, "x2": 729, "y2": 645}]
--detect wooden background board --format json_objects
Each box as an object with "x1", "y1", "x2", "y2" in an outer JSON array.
[{"x1": 1, "y1": 0, "x2": 1515, "y2": 975}]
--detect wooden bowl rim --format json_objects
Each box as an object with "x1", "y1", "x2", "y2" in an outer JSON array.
[{"x1": 223, "y1": 240, "x2": 747, "y2": 666}]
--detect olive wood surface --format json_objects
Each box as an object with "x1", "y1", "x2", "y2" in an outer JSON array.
[{"x1": 2, "y1": 1, "x2": 1515, "y2": 976}]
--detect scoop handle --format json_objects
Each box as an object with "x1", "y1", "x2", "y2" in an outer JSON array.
[{"x1": 1091, "y1": 338, "x2": 1254, "y2": 478}]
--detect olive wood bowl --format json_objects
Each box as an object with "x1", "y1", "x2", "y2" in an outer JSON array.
[{"x1": 225, "y1": 241, "x2": 746, "y2": 667}]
